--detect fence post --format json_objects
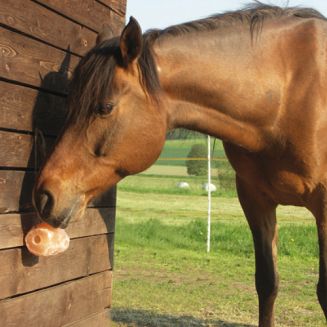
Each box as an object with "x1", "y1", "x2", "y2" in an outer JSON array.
[{"x1": 207, "y1": 135, "x2": 211, "y2": 253}]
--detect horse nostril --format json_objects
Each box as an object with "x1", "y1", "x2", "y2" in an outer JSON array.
[{"x1": 35, "y1": 190, "x2": 54, "y2": 219}]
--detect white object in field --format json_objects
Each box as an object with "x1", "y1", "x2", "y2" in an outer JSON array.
[
  {"x1": 25, "y1": 223, "x2": 70, "y2": 256},
  {"x1": 176, "y1": 181, "x2": 190, "y2": 188},
  {"x1": 203, "y1": 182, "x2": 217, "y2": 193}
]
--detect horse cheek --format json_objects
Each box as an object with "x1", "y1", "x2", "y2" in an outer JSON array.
[{"x1": 125, "y1": 121, "x2": 166, "y2": 174}]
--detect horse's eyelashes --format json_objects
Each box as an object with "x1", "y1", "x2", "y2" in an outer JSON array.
[
  {"x1": 107, "y1": 102, "x2": 114, "y2": 110},
  {"x1": 95, "y1": 102, "x2": 115, "y2": 116}
]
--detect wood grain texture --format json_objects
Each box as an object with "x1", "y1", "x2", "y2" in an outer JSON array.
[
  {"x1": 0, "y1": 0, "x2": 124, "y2": 321},
  {"x1": 0, "y1": 271, "x2": 112, "y2": 327},
  {"x1": 0, "y1": 171, "x2": 116, "y2": 213},
  {"x1": 0, "y1": 0, "x2": 97, "y2": 56},
  {"x1": 63, "y1": 310, "x2": 110, "y2": 327},
  {"x1": 35, "y1": 0, "x2": 125, "y2": 34},
  {"x1": 0, "y1": 131, "x2": 35, "y2": 168},
  {"x1": 0, "y1": 81, "x2": 66, "y2": 134},
  {"x1": 0, "y1": 234, "x2": 112, "y2": 300},
  {"x1": 0, "y1": 170, "x2": 35, "y2": 212},
  {"x1": 0, "y1": 27, "x2": 79, "y2": 93},
  {"x1": 0, "y1": 130, "x2": 56, "y2": 168},
  {"x1": 0, "y1": 131, "x2": 57, "y2": 169},
  {"x1": 0, "y1": 207, "x2": 115, "y2": 249},
  {"x1": 97, "y1": 0, "x2": 126, "y2": 16}
]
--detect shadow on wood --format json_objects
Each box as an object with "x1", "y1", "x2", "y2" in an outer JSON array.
[
  {"x1": 17, "y1": 50, "x2": 115, "y2": 267},
  {"x1": 18, "y1": 49, "x2": 71, "y2": 266}
]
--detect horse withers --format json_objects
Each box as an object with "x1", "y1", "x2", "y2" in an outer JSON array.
[{"x1": 34, "y1": 4, "x2": 327, "y2": 326}]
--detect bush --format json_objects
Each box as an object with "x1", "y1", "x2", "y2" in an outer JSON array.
[
  {"x1": 186, "y1": 144, "x2": 207, "y2": 176},
  {"x1": 216, "y1": 160, "x2": 235, "y2": 192}
]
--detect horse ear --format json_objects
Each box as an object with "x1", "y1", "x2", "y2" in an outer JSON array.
[
  {"x1": 96, "y1": 24, "x2": 114, "y2": 45},
  {"x1": 119, "y1": 17, "x2": 143, "y2": 65}
]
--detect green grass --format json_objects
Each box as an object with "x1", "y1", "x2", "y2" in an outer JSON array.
[
  {"x1": 142, "y1": 165, "x2": 190, "y2": 176},
  {"x1": 145, "y1": 138, "x2": 236, "y2": 191},
  {"x1": 119, "y1": 174, "x2": 236, "y2": 197},
  {"x1": 111, "y1": 173, "x2": 325, "y2": 327},
  {"x1": 114, "y1": 218, "x2": 318, "y2": 259},
  {"x1": 156, "y1": 138, "x2": 226, "y2": 166}
]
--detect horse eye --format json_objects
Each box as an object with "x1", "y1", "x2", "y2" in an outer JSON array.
[{"x1": 96, "y1": 102, "x2": 115, "y2": 116}]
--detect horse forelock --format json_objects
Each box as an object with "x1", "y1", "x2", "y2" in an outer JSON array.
[
  {"x1": 67, "y1": 35, "x2": 161, "y2": 126},
  {"x1": 67, "y1": 38, "x2": 119, "y2": 125}
]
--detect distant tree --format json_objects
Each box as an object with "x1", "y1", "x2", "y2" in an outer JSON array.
[
  {"x1": 186, "y1": 144, "x2": 207, "y2": 176},
  {"x1": 166, "y1": 128, "x2": 206, "y2": 140}
]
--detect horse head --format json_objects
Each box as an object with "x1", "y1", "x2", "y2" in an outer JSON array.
[{"x1": 33, "y1": 18, "x2": 167, "y2": 227}]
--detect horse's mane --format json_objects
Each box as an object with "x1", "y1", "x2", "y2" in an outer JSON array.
[
  {"x1": 67, "y1": 2, "x2": 325, "y2": 124},
  {"x1": 147, "y1": 1, "x2": 325, "y2": 40}
]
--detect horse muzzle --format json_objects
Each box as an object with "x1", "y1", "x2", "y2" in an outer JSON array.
[{"x1": 34, "y1": 186, "x2": 85, "y2": 228}]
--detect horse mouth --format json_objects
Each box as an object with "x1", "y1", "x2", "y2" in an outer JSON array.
[
  {"x1": 36, "y1": 195, "x2": 86, "y2": 229},
  {"x1": 45, "y1": 217, "x2": 69, "y2": 229}
]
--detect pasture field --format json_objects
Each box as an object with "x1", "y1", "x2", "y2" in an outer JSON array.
[
  {"x1": 150, "y1": 138, "x2": 235, "y2": 191},
  {"x1": 111, "y1": 174, "x2": 324, "y2": 327},
  {"x1": 118, "y1": 173, "x2": 234, "y2": 197},
  {"x1": 155, "y1": 138, "x2": 226, "y2": 166}
]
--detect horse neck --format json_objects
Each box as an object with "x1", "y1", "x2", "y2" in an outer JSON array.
[{"x1": 153, "y1": 27, "x2": 280, "y2": 152}]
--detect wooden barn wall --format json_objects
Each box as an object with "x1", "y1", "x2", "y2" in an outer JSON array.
[{"x1": 0, "y1": 0, "x2": 126, "y2": 326}]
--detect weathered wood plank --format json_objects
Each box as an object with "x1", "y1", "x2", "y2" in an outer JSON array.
[
  {"x1": 0, "y1": 81, "x2": 66, "y2": 134},
  {"x1": 0, "y1": 234, "x2": 112, "y2": 300},
  {"x1": 35, "y1": 0, "x2": 124, "y2": 34},
  {"x1": 0, "y1": 271, "x2": 112, "y2": 327},
  {"x1": 63, "y1": 309, "x2": 110, "y2": 327},
  {"x1": 0, "y1": 131, "x2": 56, "y2": 168},
  {"x1": 0, "y1": 1, "x2": 120, "y2": 322},
  {"x1": 0, "y1": 207, "x2": 115, "y2": 249},
  {"x1": 0, "y1": 27, "x2": 79, "y2": 93},
  {"x1": 0, "y1": 131, "x2": 34, "y2": 168},
  {"x1": 97, "y1": 0, "x2": 126, "y2": 16},
  {"x1": 0, "y1": 170, "x2": 35, "y2": 212},
  {"x1": 0, "y1": 171, "x2": 116, "y2": 213},
  {"x1": 0, "y1": 0, "x2": 97, "y2": 56}
]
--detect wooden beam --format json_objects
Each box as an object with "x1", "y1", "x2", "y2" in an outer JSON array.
[
  {"x1": 62, "y1": 310, "x2": 111, "y2": 327},
  {"x1": 0, "y1": 0, "x2": 97, "y2": 56},
  {"x1": 0, "y1": 207, "x2": 115, "y2": 249},
  {"x1": 0, "y1": 271, "x2": 112, "y2": 327},
  {"x1": 0, "y1": 27, "x2": 79, "y2": 93},
  {"x1": 0, "y1": 234, "x2": 112, "y2": 300},
  {"x1": 0, "y1": 170, "x2": 35, "y2": 213},
  {"x1": 0, "y1": 131, "x2": 56, "y2": 168},
  {"x1": 0, "y1": 81, "x2": 66, "y2": 135},
  {"x1": 96, "y1": 0, "x2": 126, "y2": 16},
  {"x1": 35, "y1": 0, "x2": 124, "y2": 34},
  {"x1": 0, "y1": 131, "x2": 35, "y2": 168},
  {"x1": 0, "y1": 171, "x2": 116, "y2": 213}
]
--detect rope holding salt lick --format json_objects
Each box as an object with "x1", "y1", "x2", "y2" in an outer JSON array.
[{"x1": 25, "y1": 223, "x2": 70, "y2": 256}]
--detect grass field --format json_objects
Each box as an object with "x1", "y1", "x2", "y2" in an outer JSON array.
[
  {"x1": 155, "y1": 138, "x2": 226, "y2": 166},
  {"x1": 119, "y1": 173, "x2": 235, "y2": 197},
  {"x1": 146, "y1": 138, "x2": 235, "y2": 193},
  {"x1": 111, "y1": 173, "x2": 325, "y2": 327}
]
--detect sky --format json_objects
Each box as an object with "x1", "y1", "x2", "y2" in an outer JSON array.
[{"x1": 126, "y1": 0, "x2": 327, "y2": 31}]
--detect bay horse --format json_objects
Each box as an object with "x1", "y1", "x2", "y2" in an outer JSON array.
[{"x1": 34, "y1": 3, "x2": 327, "y2": 326}]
